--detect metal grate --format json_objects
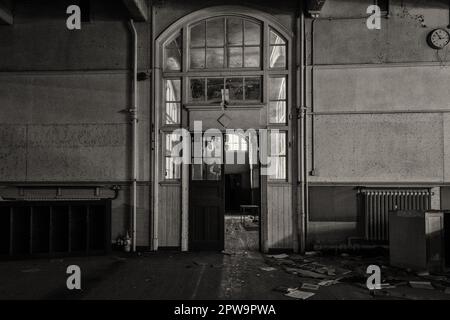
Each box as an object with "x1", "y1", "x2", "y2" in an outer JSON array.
[{"x1": 360, "y1": 189, "x2": 431, "y2": 242}]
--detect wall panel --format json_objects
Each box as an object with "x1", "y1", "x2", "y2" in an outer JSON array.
[
  {"x1": 267, "y1": 183, "x2": 292, "y2": 249},
  {"x1": 313, "y1": 66, "x2": 450, "y2": 113},
  {"x1": 308, "y1": 113, "x2": 444, "y2": 183},
  {"x1": 158, "y1": 184, "x2": 181, "y2": 247}
]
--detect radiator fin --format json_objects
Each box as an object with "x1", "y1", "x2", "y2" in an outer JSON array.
[{"x1": 361, "y1": 189, "x2": 431, "y2": 242}]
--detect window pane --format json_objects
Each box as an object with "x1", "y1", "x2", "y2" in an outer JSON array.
[
  {"x1": 165, "y1": 49, "x2": 182, "y2": 71},
  {"x1": 244, "y1": 21, "x2": 261, "y2": 45},
  {"x1": 226, "y1": 78, "x2": 244, "y2": 101},
  {"x1": 165, "y1": 103, "x2": 180, "y2": 125},
  {"x1": 207, "y1": 78, "x2": 224, "y2": 102},
  {"x1": 166, "y1": 133, "x2": 181, "y2": 155},
  {"x1": 165, "y1": 133, "x2": 182, "y2": 180},
  {"x1": 244, "y1": 46, "x2": 260, "y2": 68},
  {"x1": 206, "y1": 18, "x2": 225, "y2": 47},
  {"x1": 165, "y1": 34, "x2": 182, "y2": 71},
  {"x1": 190, "y1": 79, "x2": 205, "y2": 102},
  {"x1": 227, "y1": 18, "x2": 243, "y2": 45},
  {"x1": 190, "y1": 48, "x2": 205, "y2": 69},
  {"x1": 245, "y1": 77, "x2": 261, "y2": 101},
  {"x1": 206, "y1": 48, "x2": 224, "y2": 68},
  {"x1": 192, "y1": 164, "x2": 204, "y2": 180},
  {"x1": 269, "y1": 77, "x2": 286, "y2": 100},
  {"x1": 269, "y1": 101, "x2": 286, "y2": 124},
  {"x1": 204, "y1": 135, "x2": 222, "y2": 160},
  {"x1": 190, "y1": 22, "x2": 205, "y2": 47},
  {"x1": 228, "y1": 47, "x2": 243, "y2": 68},
  {"x1": 270, "y1": 30, "x2": 286, "y2": 45},
  {"x1": 206, "y1": 164, "x2": 222, "y2": 180},
  {"x1": 165, "y1": 157, "x2": 181, "y2": 180},
  {"x1": 165, "y1": 79, "x2": 181, "y2": 102},
  {"x1": 270, "y1": 132, "x2": 286, "y2": 156},
  {"x1": 270, "y1": 45, "x2": 286, "y2": 69},
  {"x1": 269, "y1": 157, "x2": 286, "y2": 180}
]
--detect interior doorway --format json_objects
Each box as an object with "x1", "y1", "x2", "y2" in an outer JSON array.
[
  {"x1": 188, "y1": 132, "x2": 261, "y2": 252},
  {"x1": 224, "y1": 133, "x2": 261, "y2": 253}
]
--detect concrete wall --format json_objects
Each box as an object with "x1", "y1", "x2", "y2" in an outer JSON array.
[
  {"x1": 305, "y1": 0, "x2": 450, "y2": 246},
  {"x1": 2, "y1": 0, "x2": 448, "y2": 249},
  {"x1": 0, "y1": 0, "x2": 151, "y2": 246}
]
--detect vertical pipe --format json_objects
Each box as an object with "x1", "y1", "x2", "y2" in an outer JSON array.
[
  {"x1": 129, "y1": 19, "x2": 138, "y2": 252},
  {"x1": 364, "y1": 192, "x2": 369, "y2": 241},
  {"x1": 296, "y1": 0, "x2": 305, "y2": 253},
  {"x1": 151, "y1": 4, "x2": 159, "y2": 251}
]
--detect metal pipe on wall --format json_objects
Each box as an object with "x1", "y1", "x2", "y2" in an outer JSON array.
[
  {"x1": 129, "y1": 19, "x2": 138, "y2": 252},
  {"x1": 150, "y1": 4, "x2": 159, "y2": 252},
  {"x1": 298, "y1": 1, "x2": 307, "y2": 254}
]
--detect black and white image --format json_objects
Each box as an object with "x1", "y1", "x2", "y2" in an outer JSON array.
[{"x1": 0, "y1": 0, "x2": 450, "y2": 308}]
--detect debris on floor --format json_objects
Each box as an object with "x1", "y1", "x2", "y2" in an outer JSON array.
[
  {"x1": 263, "y1": 248, "x2": 450, "y2": 300},
  {"x1": 259, "y1": 267, "x2": 277, "y2": 272},
  {"x1": 285, "y1": 289, "x2": 316, "y2": 300},
  {"x1": 21, "y1": 268, "x2": 41, "y2": 273},
  {"x1": 409, "y1": 281, "x2": 434, "y2": 290},
  {"x1": 301, "y1": 283, "x2": 320, "y2": 291},
  {"x1": 266, "y1": 253, "x2": 289, "y2": 259}
]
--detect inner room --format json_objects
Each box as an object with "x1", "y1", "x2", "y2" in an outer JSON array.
[{"x1": 224, "y1": 133, "x2": 260, "y2": 253}]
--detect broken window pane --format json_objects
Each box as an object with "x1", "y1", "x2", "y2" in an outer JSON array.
[
  {"x1": 165, "y1": 79, "x2": 181, "y2": 102},
  {"x1": 226, "y1": 78, "x2": 244, "y2": 101},
  {"x1": 228, "y1": 47, "x2": 243, "y2": 68},
  {"x1": 190, "y1": 78, "x2": 205, "y2": 102},
  {"x1": 244, "y1": 21, "x2": 261, "y2": 45},
  {"x1": 270, "y1": 45, "x2": 286, "y2": 69},
  {"x1": 206, "y1": 18, "x2": 225, "y2": 47},
  {"x1": 165, "y1": 34, "x2": 182, "y2": 71},
  {"x1": 165, "y1": 133, "x2": 182, "y2": 180},
  {"x1": 165, "y1": 49, "x2": 182, "y2": 71},
  {"x1": 190, "y1": 48, "x2": 205, "y2": 69},
  {"x1": 269, "y1": 29, "x2": 286, "y2": 69},
  {"x1": 270, "y1": 30, "x2": 286, "y2": 45},
  {"x1": 206, "y1": 48, "x2": 224, "y2": 69},
  {"x1": 207, "y1": 78, "x2": 224, "y2": 102},
  {"x1": 227, "y1": 18, "x2": 243, "y2": 45},
  {"x1": 244, "y1": 46, "x2": 260, "y2": 68},
  {"x1": 165, "y1": 103, "x2": 181, "y2": 125},
  {"x1": 245, "y1": 77, "x2": 261, "y2": 101},
  {"x1": 190, "y1": 22, "x2": 205, "y2": 47}
]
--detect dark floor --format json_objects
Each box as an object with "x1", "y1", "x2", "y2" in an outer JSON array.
[
  {"x1": 224, "y1": 215, "x2": 259, "y2": 252},
  {"x1": 1, "y1": 250, "x2": 449, "y2": 300}
]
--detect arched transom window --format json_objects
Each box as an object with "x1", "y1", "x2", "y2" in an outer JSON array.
[{"x1": 161, "y1": 14, "x2": 289, "y2": 181}]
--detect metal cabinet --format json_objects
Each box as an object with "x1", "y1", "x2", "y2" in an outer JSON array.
[{"x1": 389, "y1": 210, "x2": 446, "y2": 272}]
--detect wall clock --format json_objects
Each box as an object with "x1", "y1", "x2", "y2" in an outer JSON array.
[{"x1": 427, "y1": 28, "x2": 450, "y2": 50}]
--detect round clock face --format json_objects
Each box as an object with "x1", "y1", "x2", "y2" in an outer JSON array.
[{"x1": 428, "y1": 29, "x2": 450, "y2": 50}]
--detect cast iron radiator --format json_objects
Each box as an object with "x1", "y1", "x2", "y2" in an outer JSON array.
[{"x1": 360, "y1": 189, "x2": 431, "y2": 242}]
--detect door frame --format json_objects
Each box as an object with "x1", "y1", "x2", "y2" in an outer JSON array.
[{"x1": 153, "y1": 5, "x2": 295, "y2": 252}]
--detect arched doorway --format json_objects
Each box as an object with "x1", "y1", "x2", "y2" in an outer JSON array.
[{"x1": 153, "y1": 6, "x2": 294, "y2": 252}]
